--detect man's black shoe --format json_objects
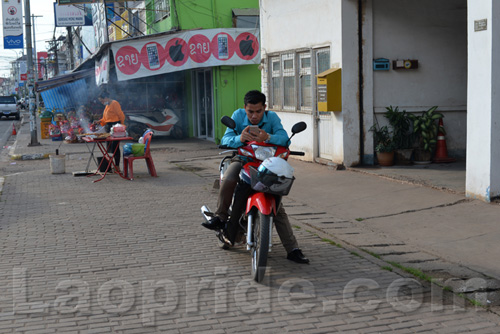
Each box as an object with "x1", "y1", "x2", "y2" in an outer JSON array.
[
  {"x1": 201, "y1": 216, "x2": 225, "y2": 231},
  {"x1": 287, "y1": 249, "x2": 310, "y2": 264}
]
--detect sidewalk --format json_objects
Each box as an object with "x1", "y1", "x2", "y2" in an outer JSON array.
[{"x1": 7, "y1": 114, "x2": 500, "y2": 308}]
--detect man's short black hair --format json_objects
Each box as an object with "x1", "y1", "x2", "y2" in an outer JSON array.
[{"x1": 244, "y1": 90, "x2": 266, "y2": 106}]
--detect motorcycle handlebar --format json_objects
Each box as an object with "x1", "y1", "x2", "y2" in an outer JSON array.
[
  {"x1": 289, "y1": 151, "x2": 305, "y2": 156},
  {"x1": 219, "y1": 144, "x2": 304, "y2": 156}
]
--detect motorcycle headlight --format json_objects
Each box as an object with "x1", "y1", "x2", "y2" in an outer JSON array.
[{"x1": 252, "y1": 145, "x2": 276, "y2": 161}]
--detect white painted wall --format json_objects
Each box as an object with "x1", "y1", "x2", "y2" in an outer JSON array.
[
  {"x1": 363, "y1": 0, "x2": 375, "y2": 165},
  {"x1": 259, "y1": 0, "x2": 342, "y2": 163},
  {"x1": 371, "y1": 0, "x2": 468, "y2": 158},
  {"x1": 281, "y1": 114, "x2": 314, "y2": 161},
  {"x1": 260, "y1": 0, "x2": 341, "y2": 56},
  {"x1": 341, "y1": 0, "x2": 361, "y2": 166},
  {"x1": 466, "y1": 0, "x2": 500, "y2": 201}
]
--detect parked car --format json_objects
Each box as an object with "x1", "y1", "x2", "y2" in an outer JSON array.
[{"x1": 0, "y1": 96, "x2": 20, "y2": 120}]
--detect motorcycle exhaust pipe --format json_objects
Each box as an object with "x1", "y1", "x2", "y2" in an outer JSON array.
[{"x1": 201, "y1": 205, "x2": 212, "y2": 223}]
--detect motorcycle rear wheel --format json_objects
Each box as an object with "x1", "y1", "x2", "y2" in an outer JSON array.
[{"x1": 251, "y1": 210, "x2": 271, "y2": 283}]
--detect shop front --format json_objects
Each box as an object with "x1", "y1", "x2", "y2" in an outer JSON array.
[{"x1": 36, "y1": 27, "x2": 260, "y2": 143}]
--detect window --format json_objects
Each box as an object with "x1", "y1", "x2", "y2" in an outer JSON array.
[
  {"x1": 299, "y1": 53, "x2": 312, "y2": 109},
  {"x1": 268, "y1": 47, "x2": 330, "y2": 113},
  {"x1": 270, "y1": 57, "x2": 281, "y2": 108},
  {"x1": 282, "y1": 53, "x2": 295, "y2": 110},
  {"x1": 235, "y1": 15, "x2": 259, "y2": 28},
  {"x1": 316, "y1": 48, "x2": 330, "y2": 74},
  {"x1": 155, "y1": 0, "x2": 170, "y2": 22},
  {"x1": 131, "y1": 11, "x2": 140, "y2": 36},
  {"x1": 232, "y1": 9, "x2": 260, "y2": 28}
]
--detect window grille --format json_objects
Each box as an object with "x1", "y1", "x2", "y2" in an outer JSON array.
[
  {"x1": 316, "y1": 48, "x2": 330, "y2": 74},
  {"x1": 299, "y1": 53, "x2": 312, "y2": 109},
  {"x1": 267, "y1": 47, "x2": 330, "y2": 113},
  {"x1": 282, "y1": 53, "x2": 295, "y2": 110},
  {"x1": 270, "y1": 57, "x2": 281, "y2": 109}
]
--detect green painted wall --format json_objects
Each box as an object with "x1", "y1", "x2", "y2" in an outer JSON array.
[
  {"x1": 146, "y1": 0, "x2": 261, "y2": 142},
  {"x1": 146, "y1": 0, "x2": 258, "y2": 32},
  {"x1": 212, "y1": 65, "x2": 262, "y2": 142}
]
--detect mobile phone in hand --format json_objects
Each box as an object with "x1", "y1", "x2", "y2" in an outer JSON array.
[{"x1": 249, "y1": 125, "x2": 260, "y2": 136}]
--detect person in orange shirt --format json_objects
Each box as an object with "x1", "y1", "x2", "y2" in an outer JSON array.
[{"x1": 97, "y1": 90, "x2": 126, "y2": 170}]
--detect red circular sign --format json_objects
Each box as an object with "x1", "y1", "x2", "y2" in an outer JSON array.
[
  {"x1": 235, "y1": 33, "x2": 259, "y2": 60},
  {"x1": 210, "y1": 33, "x2": 235, "y2": 61},
  {"x1": 165, "y1": 38, "x2": 188, "y2": 66},
  {"x1": 140, "y1": 42, "x2": 165, "y2": 71},
  {"x1": 115, "y1": 46, "x2": 141, "y2": 75},
  {"x1": 8, "y1": 6, "x2": 17, "y2": 15},
  {"x1": 188, "y1": 34, "x2": 211, "y2": 63}
]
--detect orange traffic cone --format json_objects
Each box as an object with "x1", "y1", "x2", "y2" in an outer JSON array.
[
  {"x1": 433, "y1": 119, "x2": 455, "y2": 163},
  {"x1": 12, "y1": 123, "x2": 17, "y2": 136}
]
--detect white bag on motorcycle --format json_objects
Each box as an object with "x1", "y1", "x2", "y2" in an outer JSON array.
[{"x1": 250, "y1": 157, "x2": 295, "y2": 196}]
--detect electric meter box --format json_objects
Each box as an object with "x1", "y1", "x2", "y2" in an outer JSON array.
[{"x1": 316, "y1": 67, "x2": 341, "y2": 112}]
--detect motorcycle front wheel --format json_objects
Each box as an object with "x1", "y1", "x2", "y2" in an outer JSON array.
[{"x1": 251, "y1": 209, "x2": 271, "y2": 283}]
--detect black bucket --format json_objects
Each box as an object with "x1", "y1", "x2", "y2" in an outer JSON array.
[{"x1": 97, "y1": 157, "x2": 111, "y2": 173}]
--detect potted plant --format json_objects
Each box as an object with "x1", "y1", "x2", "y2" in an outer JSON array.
[
  {"x1": 370, "y1": 124, "x2": 396, "y2": 166},
  {"x1": 384, "y1": 106, "x2": 415, "y2": 165},
  {"x1": 408, "y1": 106, "x2": 444, "y2": 164}
]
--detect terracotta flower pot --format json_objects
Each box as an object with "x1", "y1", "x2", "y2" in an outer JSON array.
[{"x1": 376, "y1": 151, "x2": 394, "y2": 166}]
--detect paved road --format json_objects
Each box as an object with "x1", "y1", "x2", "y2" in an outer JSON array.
[
  {"x1": 0, "y1": 118, "x2": 16, "y2": 151},
  {"x1": 0, "y1": 146, "x2": 499, "y2": 333}
]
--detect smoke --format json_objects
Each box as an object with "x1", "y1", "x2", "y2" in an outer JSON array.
[{"x1": 77, "y1": 105, "x2": 91, "y2": 133}]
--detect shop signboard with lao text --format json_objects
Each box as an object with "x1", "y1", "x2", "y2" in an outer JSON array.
[
  {"x1": 110, "y1": 28, "x2": 260, "y2": 81},
  {"x1": 2, "y1": 0, "x2": 23, "y2": 49}
]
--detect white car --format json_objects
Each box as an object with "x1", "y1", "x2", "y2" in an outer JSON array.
[{"x1": 0, "y1": 96, "x2": 20, "y2": 120}]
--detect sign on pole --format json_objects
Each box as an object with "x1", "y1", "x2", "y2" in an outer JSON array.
[
  {"x1": 2, "y1": 0, "x2": 23, "y2": 49},
  {"x1": 54, "y1": 3, "x2": 93, "y2": 27}
]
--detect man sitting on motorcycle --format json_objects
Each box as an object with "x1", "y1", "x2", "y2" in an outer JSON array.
[{"x1": 201, "y1": 90, "x2": 309, "y2": 264}]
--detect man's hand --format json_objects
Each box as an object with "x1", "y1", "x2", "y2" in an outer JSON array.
[{"x1": 241, "y1": 126, "x2": 269, "y2": 143}]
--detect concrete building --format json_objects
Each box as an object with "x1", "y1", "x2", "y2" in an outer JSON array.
[{"x1": 259, "y1": 0, "x2": 498, "y2": 202}]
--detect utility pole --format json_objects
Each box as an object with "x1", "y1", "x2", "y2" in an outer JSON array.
[
  {"x1": 32, "y1": 14, "x2": 42, "y2": 114},
  {"x1": 66, "y1": 27, "x2": 75, "y2": 69},
  {"x1": 24, "y1": 0, "x2": 40, "y2": 146}
]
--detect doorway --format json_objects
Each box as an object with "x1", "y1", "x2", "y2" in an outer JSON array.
[
  {"x1": 192, "y1": 69, "x2": 214, "y2": 140},
  {"x1": 314, "y1": 48, "x2": 333, "y2": 161}
]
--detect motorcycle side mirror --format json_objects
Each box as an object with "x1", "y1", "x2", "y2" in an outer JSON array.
[
  {"x1": 286, "y1": 121, "x2": 307, "y2": 147},
  {"x1": 291, "y1": 122, "x2": 307, "y2": 134},
  {"x1": 221, "y1": 116, "x2": 236, "y2": 129}
]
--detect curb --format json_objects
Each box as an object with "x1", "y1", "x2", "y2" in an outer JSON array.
[
  {"x1": 10, "y1": 153, "x2": 51, "y2": 161},
  {"x1": 8, "y1": 114, "x2": 51, "y2": 161}
]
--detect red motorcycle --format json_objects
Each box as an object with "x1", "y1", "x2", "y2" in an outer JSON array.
[{"x1": 202, "y1": 116, "x2": 306, "y2": 282}]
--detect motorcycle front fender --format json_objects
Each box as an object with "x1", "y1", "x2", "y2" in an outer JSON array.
[{"x1": 246, "y1": 192, "x2": 276, "y2": 216}]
